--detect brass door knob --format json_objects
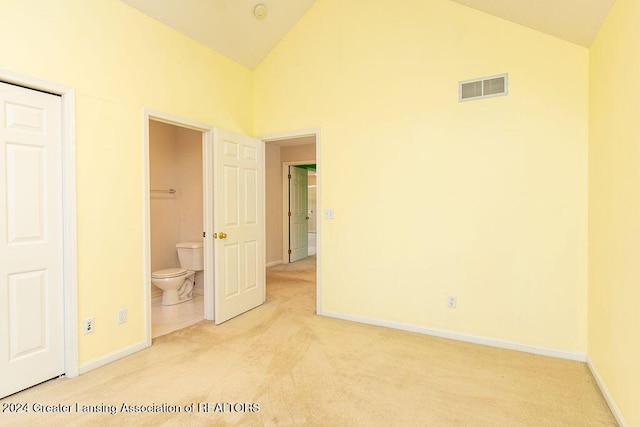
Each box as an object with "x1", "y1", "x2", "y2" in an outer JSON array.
[
  {"x1": 306, "y1": 216, "x2": 310, "y2": 220},
  {"x1": 219, "y1": 232, "x2": 228, "y2": 239}
]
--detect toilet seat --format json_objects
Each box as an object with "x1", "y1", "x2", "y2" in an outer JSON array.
[{"x1": 151, "y1": 268, "x2": 187, "y2": 279}]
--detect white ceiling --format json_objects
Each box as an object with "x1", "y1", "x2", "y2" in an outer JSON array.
[
  {"x1": 120, "y1": 0, "x2": 317, "y2": 69},
  {"x1": 120, "y1": 0, "x2": 615, "y2": 70}
]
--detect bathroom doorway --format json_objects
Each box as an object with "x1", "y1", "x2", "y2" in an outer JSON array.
[
  {"x1": 148, "y1": 119, "x2": 205, "y2": 338},
  {"x1": 144, "y1": 112, "x2": 267, "y2": 341}
]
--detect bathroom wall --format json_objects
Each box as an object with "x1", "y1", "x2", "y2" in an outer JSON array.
[
  {"x1": 149, "y1": 121, "x2": 203, "y2": 296},
  {"x1": 175, "y1": 127, "x2": 204, "y2": 245},
  {"x1": 176, "y1": 126, "x2": 204, "y2": 294},
  {"x1": 150, "y1": 121, "x2": 180, "y2": 278}
]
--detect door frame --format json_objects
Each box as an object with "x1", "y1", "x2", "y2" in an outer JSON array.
[
  {"x1": 282, "y1": 161, "x2": 314, "y2": 264},
  {"x1": 260, "y1": 128, "x2": 321, "y2": 315},
  {"x1": 142, "y1": 109, "x2": 215, "y2": 347},
  {"x1": 0, "y1": 68, "x2": 79, "y2": 378}
]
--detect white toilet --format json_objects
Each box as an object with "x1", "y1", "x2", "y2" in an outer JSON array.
[{"x1": 151, "y1": 241, "x2": 203, "y2": 306}]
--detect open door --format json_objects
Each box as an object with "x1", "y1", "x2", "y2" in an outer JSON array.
[
  {"x1": 288, "y1": 166, "x2": 308, "y2": 262},
  {"x1": 213, "y1": 128, "x2": 265, "y2": 324}
]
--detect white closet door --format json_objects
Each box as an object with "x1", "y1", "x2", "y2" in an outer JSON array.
[{"x1": 0, "y1": 82, "x2": 64, "y2": 398}]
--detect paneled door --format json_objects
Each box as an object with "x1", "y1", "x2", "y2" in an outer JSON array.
[
  {"x1": 288, "y1": 166, "x2": 308, "y2": 262},
  {"x1": 0, "y1": 82, "x2": 64, "y2": 398},
  {"x1": 213, "y1": 129, "x2": 265, "y2": 324}
]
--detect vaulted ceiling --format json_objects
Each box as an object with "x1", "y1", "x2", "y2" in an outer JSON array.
[
  {"x1": 120, "y1": 0, "x2": 317, "y2": 69},
  {"x1": 120, "y1": 0, "x2": 615, "y2": 70},
  {"x1": 449, "y1": 0, "x2": 615, "y2": 47}
]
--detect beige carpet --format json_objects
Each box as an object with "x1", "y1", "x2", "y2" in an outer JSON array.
[{"x1": 0, "y1": 256, "x2": 616, "y2": 426}]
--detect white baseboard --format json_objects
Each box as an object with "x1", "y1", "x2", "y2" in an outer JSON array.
[
  {"x1": 319, "y1": 310, "x2": 587, "y2": 362},
  {"x1": 79, "y1": 340, "x2": 148, "y2": 375},
  {"x1": 266, "y1": 260, "x2": 283, "y2": 268},
  {"x1": 587, "y1": 357, "x2": 627, "y2": 426}
]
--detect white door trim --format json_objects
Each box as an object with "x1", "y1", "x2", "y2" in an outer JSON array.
[
  {"x1": 141, "y1": 109, "x2": 215, "y2": 347},
  {"x1": 259, "y1": 128, "x2": 321, "y2": 315},
  {"x1": 0, "y1": 68, "x2": 78, "y2": 378}
]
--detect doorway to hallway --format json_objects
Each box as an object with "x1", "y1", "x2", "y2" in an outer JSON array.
[{"x1": 262, "y1": 129, "x2": 321, "y2": 314}]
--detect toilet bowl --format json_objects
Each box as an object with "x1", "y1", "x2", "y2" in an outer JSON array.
[
  {"x1": 151, "y1": 268, "x2": 195, "y2": 306},
  {"x1": 152, "y1": 241, "x2": 203, "y2": 306}
]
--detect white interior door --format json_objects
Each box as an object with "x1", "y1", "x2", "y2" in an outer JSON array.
[
  {"x1": 289, "y1": 166, "x2": 308, "y2": 262},
  {"x1": 213, "y1": 128, "x2": 265, "y2": 324},
  {"x1": 0, "y1": 82, "x2": 64, "y2": 398},
  {"x1": 308, "y1": 175, "x2": 317, "y2": 234}
]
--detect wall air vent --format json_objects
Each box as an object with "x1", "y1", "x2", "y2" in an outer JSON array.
[{"x1": 459, "y1": 74, "x2": 508, "y2": 102}]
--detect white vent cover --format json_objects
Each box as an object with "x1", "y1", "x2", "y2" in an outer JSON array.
[{"x1": 459, "y1": 74, "x2": 508, "y2": 102}]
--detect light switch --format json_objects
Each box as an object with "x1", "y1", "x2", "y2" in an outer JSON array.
[{"x1": 323, "y1": 208, "x2": 335, "y2": 219}]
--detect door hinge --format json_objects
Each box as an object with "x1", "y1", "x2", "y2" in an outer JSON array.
[
  {"x1": 288, "y1": 249, "x2": 292, "y2": 255},
  {"x1": 203, "y1": 231, "x2": 206, "y2": 238},
  {"x1": 288, "y1": 212, "x2": 292, "y2": 217},
  {"x1": 288, "y1": 174, "x2": 291, "y2": 179}
]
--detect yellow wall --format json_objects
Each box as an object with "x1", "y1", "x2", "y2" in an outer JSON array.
[
  {"x1": 3, "y1": 0, "x2": 616, "y2": 401},
  {"x1": 255, "y1": 0, "x2": 589, "y2": 352},
  {"x1": 0, "y1": 0, "x2": 253, "y2": 363},
  {"x1": 589, "y1": 0, "x2": 640, "y2": 423}
]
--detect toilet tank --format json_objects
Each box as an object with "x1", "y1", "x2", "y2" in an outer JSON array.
[{"x1": 175, "y1": 241, "x2": 204, "y2": 271}]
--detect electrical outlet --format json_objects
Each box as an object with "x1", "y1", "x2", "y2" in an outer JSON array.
[
  {"x1": 117, "y1": 308, "x2": 127, "y2": 324},
  {"x1": 447, "y1": 295, "x2": 457, "y2": 309},
  {"x1": 83, "y1": 317, "x2": 94, "y2": 334}
]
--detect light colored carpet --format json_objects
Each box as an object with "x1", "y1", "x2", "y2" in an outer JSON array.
[{"x1": 0, "y1": 255, "x2": 616, "y2": 426}]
